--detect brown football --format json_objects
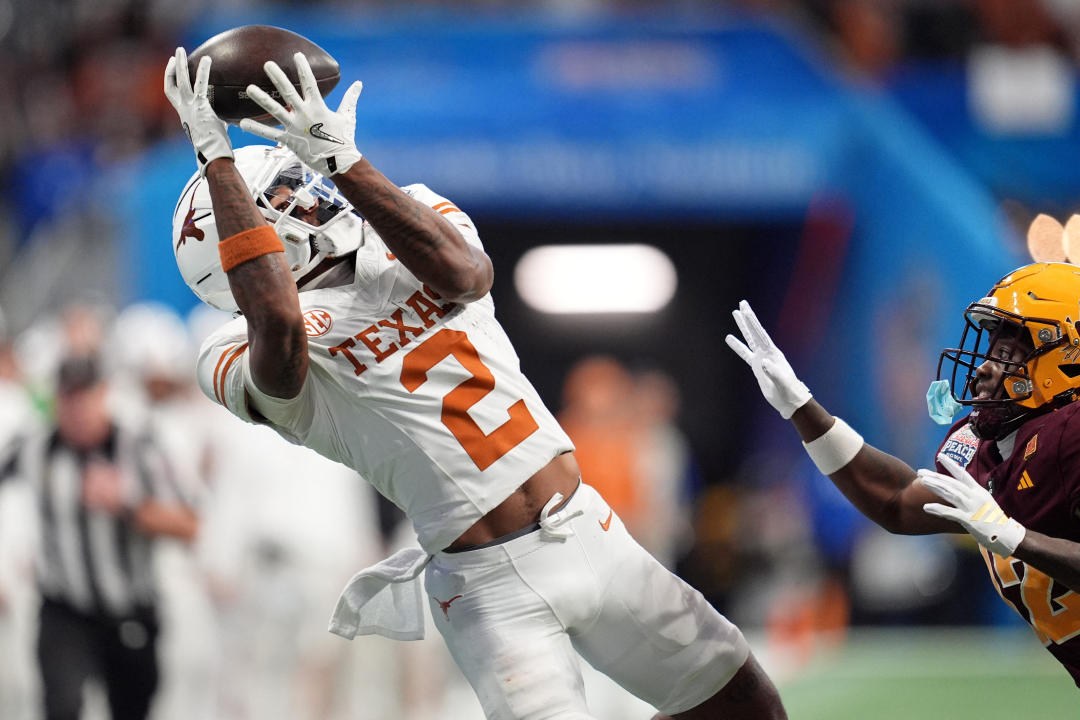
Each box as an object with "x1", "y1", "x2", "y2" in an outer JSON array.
[{"x1": 187, "y1": 25, "x2": 340, "y2": 123}]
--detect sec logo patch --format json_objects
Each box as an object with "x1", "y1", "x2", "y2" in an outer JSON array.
[{"x1": 303, "y1": 309, "x2": 333, "y2": 337}]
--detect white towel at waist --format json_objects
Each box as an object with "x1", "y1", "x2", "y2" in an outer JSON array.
[{"x1": 328, "y1": 547, "x2": 432, "y2": 641}]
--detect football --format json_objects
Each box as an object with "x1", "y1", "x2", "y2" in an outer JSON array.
[{"x1": 188, "y1": 25, "x2": 340, "y2": 123}]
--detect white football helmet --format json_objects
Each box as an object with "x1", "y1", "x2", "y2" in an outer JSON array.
[
  {"x1": 106, "y1": 302, "x2": 193, "y2": 384},
  {"x1": 172, "y1": 144, "x2": 363, "y2": 312}
]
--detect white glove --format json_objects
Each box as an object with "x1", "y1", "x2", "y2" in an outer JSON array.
[
  {"x1": 919, "y1": 454, "x2": 1026, "y2": 557},
  {"x1": 239, "y1": 53, "x2": 364, "y2": 177},
  {"x1": 164, "y1": 47, "x2": 233, "y2": 175},
  {"x1": 724, "y1": 299, "x2": 812, "y2": 419}
]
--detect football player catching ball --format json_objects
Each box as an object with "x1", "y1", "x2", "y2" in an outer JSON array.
[{"x1": 164, "y1": 40, "x2": 787, "y2": 720}]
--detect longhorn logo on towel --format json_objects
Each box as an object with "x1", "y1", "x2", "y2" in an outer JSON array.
[{"x1": 434, "y1": 594, "x2": 464, "y2": 620}]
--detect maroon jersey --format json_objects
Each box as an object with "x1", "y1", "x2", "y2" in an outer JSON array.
[{"x1": 936, "y1": 402, "x2": 1080, "y2": 686}]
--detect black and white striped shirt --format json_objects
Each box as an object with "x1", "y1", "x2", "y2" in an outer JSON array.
[{"x1": 0, "y1": 422, "x2": 189, "y2": 619}]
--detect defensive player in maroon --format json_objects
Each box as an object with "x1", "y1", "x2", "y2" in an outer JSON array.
[{"x1": 727, "y1": 262, "x2": 1080, "y2": 685}]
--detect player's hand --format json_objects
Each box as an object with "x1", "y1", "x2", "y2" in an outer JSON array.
[
  {"x1": 724, "y1": 300, "x2": 812, "y2": 419},
  {"x1": 919, "y1": 454, "x2": 1026, "y2": 557},
  {"x1": 81, "y1": 461, "x2": 129, "y2": 516},
  {"x1": 239, "y1": 52, "x2": 364, "y2": 177},
  {"x1": 164, "y1": 47, "x2": 234, "y2": 175}
]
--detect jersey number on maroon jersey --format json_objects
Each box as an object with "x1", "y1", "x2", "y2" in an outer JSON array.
[
  {"x1": 983, "y1": 548, "x2": 1080, "y2": 644},
  {"x1": 400, "y1": 329, "x2": 539, "y2": 471}
]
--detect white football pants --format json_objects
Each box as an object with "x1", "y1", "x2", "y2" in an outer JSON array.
[{"x1": 424, "y1": 482, "x2": 749, "y2": 720}]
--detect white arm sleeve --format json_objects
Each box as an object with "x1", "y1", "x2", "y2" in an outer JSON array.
[
  {"x1": 241, "y1": 352, "x2": 316, "y2": 432},
  {"x1": 402, "y1": 183, "x2": 483, "y2": 250},
  {"x1": 196, "y1": 319, "x2": 314, "y2": 434},
  {"x1": 196, "y1": 337, "x2": 256, "y2": 424}
]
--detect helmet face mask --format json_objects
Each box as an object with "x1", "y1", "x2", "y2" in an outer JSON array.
[
  {"x1": 253, "y1": 151, "x2": 360, "y2": 272},
  {"x1": 937, "y1": 262, "x2": 1080, "y2": 439},
  {"x1": 942, "y1": 314, "x2": 1035, "y2": 439},
  {"x1": 171, "y1": 145, "x2": 363, "y2": 313}
]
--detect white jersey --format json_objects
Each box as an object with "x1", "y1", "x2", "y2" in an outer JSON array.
[{"x1": 197, "y1": 185, "x2": 574, "y2": 553}]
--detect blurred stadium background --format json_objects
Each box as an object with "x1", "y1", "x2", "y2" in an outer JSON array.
[{"x1": 2, "y1": 0, "x2": 1080, "y2": 718}]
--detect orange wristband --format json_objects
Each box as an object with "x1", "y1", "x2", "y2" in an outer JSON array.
[{"x1": 218, "y1": 226, "x2": 285, "y2": 272}]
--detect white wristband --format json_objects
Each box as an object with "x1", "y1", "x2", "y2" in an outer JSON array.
[{"x1": 803, "y1": 417, "x2": 864, "y2": 475}]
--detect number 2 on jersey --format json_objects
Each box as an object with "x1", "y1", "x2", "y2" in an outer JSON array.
[
  {"x1": 983, "y1": 548, "x2": 1080, "y2": 645},
  {"x1": 400, "y1": 329, "x2": 539, "y2": 471}
]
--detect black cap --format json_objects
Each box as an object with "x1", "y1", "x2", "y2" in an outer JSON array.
[{"x1": 56, "y1": 355, "x2": 102, "y2": 394}]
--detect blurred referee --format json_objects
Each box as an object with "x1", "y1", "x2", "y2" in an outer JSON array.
[{"x1": 0, "y1": 354, "x2": 198, "y2": 720}]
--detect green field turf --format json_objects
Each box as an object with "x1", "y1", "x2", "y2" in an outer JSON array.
[{"x1": 779, "y1": 628, "x2": 1078, "y2": 718}]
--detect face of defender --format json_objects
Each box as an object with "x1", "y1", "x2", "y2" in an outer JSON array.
[
  {"x1": 971, "y1": 331, "x2": 1030, "y2": 402},
  {"x1": 968, "y1": 322, "x2": 1034, "y2": 439}
]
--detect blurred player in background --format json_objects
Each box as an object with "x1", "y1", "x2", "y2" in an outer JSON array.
[
  {"x1": 0, "y1": 354, "x2": 198, "y2": 720},
  {"x1": 0, "y1": 305, "x2": 36, "y2": 720},
  {"x1": 558, "y1": 357, "x2": 694, "y2": 569},
  {"x1": 163, "y1": 42, "x2": 788, "y2": 719},
  {"x1": 557, "y1": 357, "x2": 642, "y2": 539},
  {"x1": 105, "y1": 302, "x2": 220, "y2": 720},
  {"x1": 728, "y1": 262, "x2": 1080, "y2": 687}
]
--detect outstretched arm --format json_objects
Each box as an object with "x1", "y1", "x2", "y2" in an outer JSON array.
[
  {"x1": 726, "y1": 300, "x2": 958, "y2": 536},
  {"x1": 240, "y1": 53, "x2": 492, "y2": 303},
  {"x1": 165, "y1": 47, "x2": 307, "y2": 399},
  {"x1": 330, "y1": 161, "x2": 493, "y2": 302},
  {"x1": 739, "y1": 302, "x2": 1080, "y2": 592},
  {"x1": 789, "y1": 399, "x2": 958, "y2": 535}
]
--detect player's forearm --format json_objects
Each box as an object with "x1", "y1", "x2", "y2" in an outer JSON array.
[
  {"x1": 229, "y1": 258, "x2": 309, "y2": 397},
  {"x1": 830, "y1": 445, "x2": 961, "y2": 535},
  {"x1": 790, "y1": 401, "x2": 954, "y2": 535},
  {"x1": 1013, "y1": 531, "x2": 1080, "y2": 594},
  {"x1": 331, "y1": 159, "x2": 493, "y2": 302},
  {"x1": 205, "y1": 158, "x2": 309, "y2": 397},
  {"x1": 205, "y1": 158, "x2": 266, "y2": 235},
  {"x1": 133, "y1": 501, "x2": 199, "y2": 543}
]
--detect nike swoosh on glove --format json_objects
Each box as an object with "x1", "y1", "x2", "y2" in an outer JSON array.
[{"x1": 239, "y1": 52, "x2": 363, "y2": 178}]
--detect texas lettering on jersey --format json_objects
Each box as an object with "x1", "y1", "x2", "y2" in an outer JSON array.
[{"x1": 324, "y1": 284, "x2": 454, "y2": 376}]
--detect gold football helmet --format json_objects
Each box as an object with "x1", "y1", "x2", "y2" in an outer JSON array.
[{"x1": 939, "y1": 262, "x2": 1080, "y2": 436}]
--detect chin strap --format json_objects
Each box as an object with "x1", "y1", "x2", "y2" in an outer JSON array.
[
  {"x1": 991, "y1": 391, "x2": 1078, "y2": 440},
  {"x1": 296, "y1": 254, "x2": 355, "y2": 292}
]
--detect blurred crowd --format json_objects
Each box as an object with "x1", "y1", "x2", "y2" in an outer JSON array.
[
  {"x1": 793, "y1": 0, "x2": 1080, "y2": 79},
  {"x1": 2, "y1": 0, "x2": 1080, "y2": 332},
  {"x1": 0, "y1": 300, "x2": 400, "y2": 720},
  {"x1": 3, "y1": 0, "x2": 1080, "y2": 332},
  {"x1": 0, "y1": 0, "x2": 197, "y2": 347}
]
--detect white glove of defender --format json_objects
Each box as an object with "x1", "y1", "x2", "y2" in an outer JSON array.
[
  {"x1": 164, "y1": 47, "x2": 234, "y2": 175},
  {"x1": 919, "y1": 454, "x2": 1026, "y2": 557},
  {"x1": 240, "y1": 53, "x2": 364, "y2": 177},
  {"x1": 724, "y1": 300, "x2": 812, "y2": 419}
]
